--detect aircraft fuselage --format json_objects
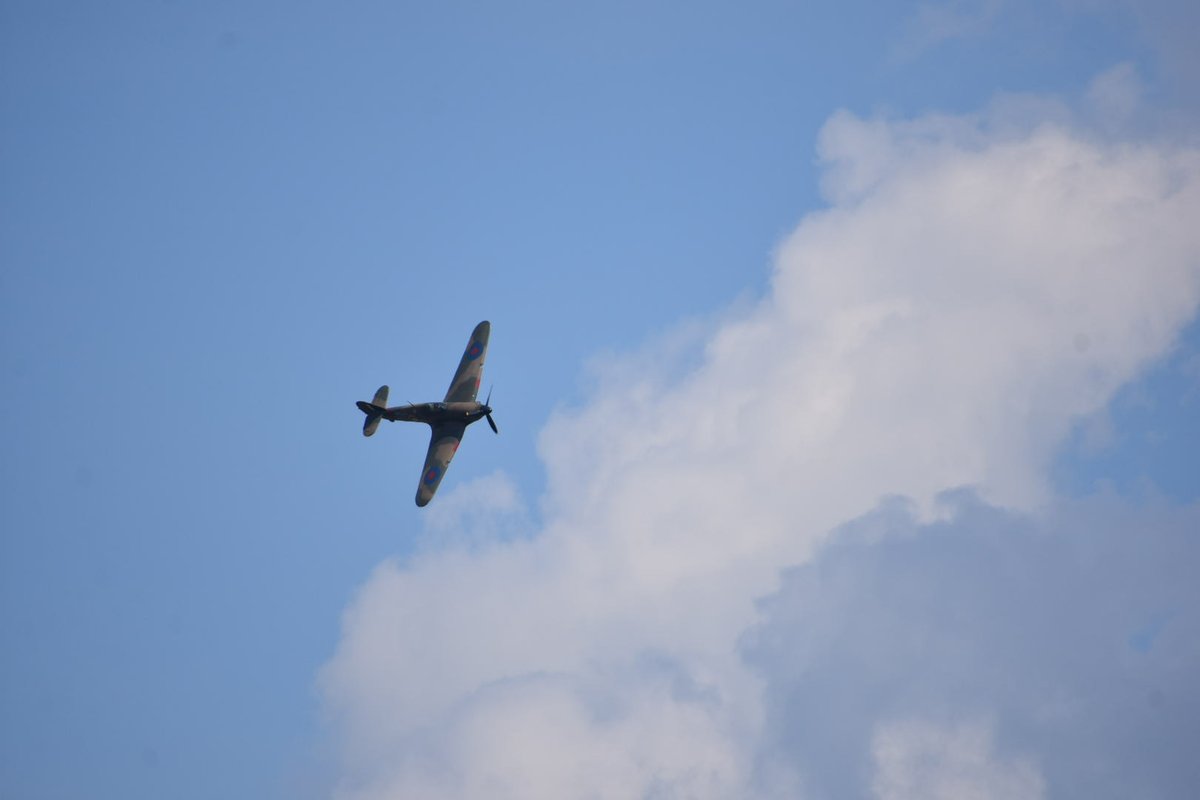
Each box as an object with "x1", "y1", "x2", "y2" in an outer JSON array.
[{"x1": 357, "y1": 400, "x2": 492, "y2": 427}]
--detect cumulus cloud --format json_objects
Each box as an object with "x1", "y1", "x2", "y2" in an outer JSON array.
[
  {"x1": 417, "y1": 471, "x2": 530, "y2": 553},
  {"x1": 1066, "y1": 0, "x2": 1200, "y2": 106},
  {"x1": 321, "y1": 92, "x2": 1200, "y2": 799},
  {"x1": 744, "y1": 491, "x2": 1200, "y2": 799},
  {"x1": 871, "y1": 718, "x2": 1045, "y2": 800},
  {"x1": 1085, "y1": 62, "x2": 1144, "y2": 127}
]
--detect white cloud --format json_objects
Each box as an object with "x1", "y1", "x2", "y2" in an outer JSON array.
[
  {"x1": 338, "y1": 668, "x2": 752, "y2": 800},
  {"x1": 1085, "y1": 62, "x2": 1143, "y2": 127},
  {"x1": 871, "y1": 719, "x2": 1045, "y2": 800},
  {"x1": 1064, "y1": 0, "x2": 1200, "y2": 106},
  {"x1": 321, "y1": 94, "x2": 1200, "y2": 798},
  {"x1": 418, "y1": 470, "x2": 529, "y2": 552},
  {"x1": 744, "y1": 491, "x2": 1200, "y2": 798}
]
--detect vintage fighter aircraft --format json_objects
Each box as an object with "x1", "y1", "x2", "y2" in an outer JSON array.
[{"x1": 355, "y1": 320, "x2": 497, "y2": 506}]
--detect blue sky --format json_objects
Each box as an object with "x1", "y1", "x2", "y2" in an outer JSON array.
[{"x1": 2, "y1": 2, "x2": 1198, "y2": 798}]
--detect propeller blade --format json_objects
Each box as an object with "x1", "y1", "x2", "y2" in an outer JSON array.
[
  {"x1": 484, "y1": 386, "x2": 493, "y2": 406},
  {"x1": 486, "y1": 413, "x2": 499, "y2": 434}
]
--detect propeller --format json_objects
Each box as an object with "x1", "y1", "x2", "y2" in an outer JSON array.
[{"x1": 483, "y1": 387, "x2": 499, "y2": 434}]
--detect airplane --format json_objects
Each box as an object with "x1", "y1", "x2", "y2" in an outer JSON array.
[{"x1": 355, "y1": 320, "x2": 497, "y2": 507}]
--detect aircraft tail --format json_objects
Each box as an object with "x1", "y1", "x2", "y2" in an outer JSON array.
[{"x1": 356, "y1": 385, "x2": 389, "y2": 437}]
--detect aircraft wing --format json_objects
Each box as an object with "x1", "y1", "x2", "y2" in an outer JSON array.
[
  {"x1": 415, "y1": 422, "x2": 466, "y2": 507},
  {"x1": 444, "y1": 320, "x2": 490, "y2": 403}
]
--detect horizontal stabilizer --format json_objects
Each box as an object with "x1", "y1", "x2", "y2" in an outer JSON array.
[
  {"x1": 357, "y1": 384, "x2": 389, "y2": 437},
  {"x1": 362, "y1": 411, "x2": 382, "y2": 437}
]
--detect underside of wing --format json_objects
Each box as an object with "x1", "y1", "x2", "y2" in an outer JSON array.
[
  {"x1": 415, "y1": 422, "x2": 466, "y2": 507},
  {"x1": 444, "y1": 320, "x2": 490, "y2": 403}
]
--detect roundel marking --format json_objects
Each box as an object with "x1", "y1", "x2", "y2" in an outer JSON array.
[
  {"x1": 423, "y1": 465, "x2": 441, "y2": 485},
  {"x1": 466, "y1": 341, "x2": 484, "y2": 361}
]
